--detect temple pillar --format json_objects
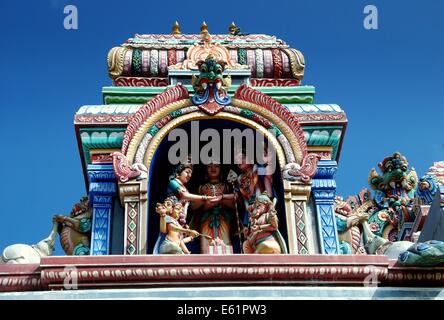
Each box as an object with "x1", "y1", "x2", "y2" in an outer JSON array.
[
  {"x1": 312, "y1": 160, "x2": 340, "y2": 254},
  {"x1": 118, "y1": 180, "x2": 148, "y2": 255},
  {"x1": 283, "y1": 180, "x2": 314, "y2": 254},
  {"x1": 87, "y1": 164, "x2": 117, "y2": 255}
]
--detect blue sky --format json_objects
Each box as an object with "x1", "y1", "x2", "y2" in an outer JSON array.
[{"x1": 0, "y1": 0, "x2": 442, "y2": 253}]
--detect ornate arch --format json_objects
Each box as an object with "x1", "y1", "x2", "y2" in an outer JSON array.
[
  {"x1": 122, "y1": 83, "x2": 307, "y2": 166},
  {"x1": 142, "y1": 111, "x2": 288, "y2": 171},
  {"x1": 115, "y1": 83, "x2": 317, "y2": 256}
]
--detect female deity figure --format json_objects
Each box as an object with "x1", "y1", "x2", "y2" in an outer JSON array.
[
  {"x1": 153, "y1": 199, "x2": 200, "y2": 254},
  {"x1": 166, "y1": 161, "x2": 218, "y2": 226},
  {"x1": 243, "y1": 193, "x2": 287, "y2": 254},
  {"x1": 191, "y1": 163, "x2": 236, "y2": 253}
]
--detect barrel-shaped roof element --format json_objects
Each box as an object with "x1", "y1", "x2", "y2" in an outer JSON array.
[{"x1": 107, "y1": 33, "x2": 304, "y2": 82}]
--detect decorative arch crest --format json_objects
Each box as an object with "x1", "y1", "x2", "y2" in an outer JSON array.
[
  {"x1": 232, "y1": 83, "x2": 307, "y2": 162},
  {"x1": 121, "y1": 84, "x2": 190, "y2": 155}
]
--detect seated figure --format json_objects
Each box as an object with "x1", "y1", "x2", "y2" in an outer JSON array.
[{"x1": 243, "y1": 193, "x2": 287, "y2": 254}]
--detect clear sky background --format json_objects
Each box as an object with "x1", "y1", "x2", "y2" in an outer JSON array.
[{"x1": 0, "y1": 0, "x2": 442, "y2": 253}]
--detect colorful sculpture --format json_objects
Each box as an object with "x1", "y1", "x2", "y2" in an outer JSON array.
[
  {"x1": 54, "y1": 196, "x2": 92, "y2": 255},
  {"x1": 416, "y1": 175, "x2": 439, "y2": 205},
  {"x1": 154, "y1": 199, "x2": 200, "y2": 254},
  {"x1": 112, "y1": 151, "x2": 148, "y2": 183},
  {"x1": 191, "y1": 54, "x2": 232, "y2": 115},
  {"x1": 167, "y1": 160, "x2": 218, "y2": 224},
  {"x1": 191, "y1": 163, "x2": 236, "y2": 253},
  {"x1": 228, "y1": 150, "x2": 274, "y2": 226},
  {"x1": 243, "y1": 193, "x2": 287, "y2": 254},
  {"x1": 334, "y1": 195, "x2": 371, "y2": 254},
  {"x1": 361, "y1": 219, "x2": 444, "y2": 266},
  {"x1": 367, "y1": 152, "x2": 419, "y2": 240},
  {"x1": 282, "y1": 154, "x2": 320, "y2": 183}
]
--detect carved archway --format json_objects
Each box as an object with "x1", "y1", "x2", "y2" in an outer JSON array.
[
  {"x1": 115, "y1": 83, "x2": 317, "y2": 255},
  {"x1": 122, "y1": 84, "x2": 307, "y2": 166}
]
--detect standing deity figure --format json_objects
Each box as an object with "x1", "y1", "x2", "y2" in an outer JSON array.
[
  {"x1": 153, "y1": 199, "x2": 200, "y2": 254},
  {"x1": 230, "y1": 149, "x2": 273, "y2": 226},
  {"x1": 243, "y1": 193, "x2": 287, "y2": 254},
  {"x1": 191, "y1": 163, "x2": 236, "y2": 253}
]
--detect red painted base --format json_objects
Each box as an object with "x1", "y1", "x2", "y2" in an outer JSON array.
[{"x1": 1, "y1": 255, "x2": 443, "y2": 292}]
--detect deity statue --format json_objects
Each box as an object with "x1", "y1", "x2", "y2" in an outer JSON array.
[
  {"x1": 166, "y1": 160, "x2": 218, "y2": 226},
  {"x1": 190, "y1": 163, "x2": 236, "y2": 253},
  {"x1": 334, "y1": 191, "x2": 373, "y2": 255},
  {"x1": 228, "y1": 149, "x2": 273, "y2": 226},
  {"x1": 153, "y1": 199, "x2": 200, "y2": 254},
  {"x1": 243, "y1": 193, "x2": 287, "y2": 254}
]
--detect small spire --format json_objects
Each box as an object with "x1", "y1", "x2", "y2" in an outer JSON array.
[
  {"x1": 200, "y1": 21, "x2": 208, "y2": 34},
  {"x1": 229, "y1": 22, "x2": 237, "y2": 35},
  {"x1": 172, "y1": 21, "x2": 181, "y2": 35}
]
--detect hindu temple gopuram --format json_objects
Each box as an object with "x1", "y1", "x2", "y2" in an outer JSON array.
[{"x1": 1, "y1": 22, "x2": 444, "y2": 299}]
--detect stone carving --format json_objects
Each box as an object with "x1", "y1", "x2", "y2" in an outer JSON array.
[
  {"x1": 1, "y1": 221, "x2": 59, "y2": 264},
  {"x1": 191, "y1": 54, "x2": 232, "y2": 115},
  {"x1": 112, "y1": 151, "x2": 148, "y2": 183},
  {"x1": 243, "y1": 193, "x2": 287, "y2": 254},
  {"x1": 54, "y1": 196, "x2": 92, "y2": 255},
  {"x1": 282, "y1": 154, "x2": 320, "y2": 183}
]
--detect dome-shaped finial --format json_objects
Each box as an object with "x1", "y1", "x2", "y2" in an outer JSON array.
[
  {"x1": 172, "y1": 21, "x2": 181, "y2": 35},
  {"x1": 200, "y1": 21, "x2": 208, "y2": 34},
  {"x1": 229, "y1": 22, "x2": 237, "y2": 35}
]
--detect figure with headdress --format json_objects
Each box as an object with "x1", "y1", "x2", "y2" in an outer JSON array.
[
  {"x1": 153, "y1": 199, "x2": 200, "y2": 254},
  {"x1": 191, "y1": 162, "x2": 236, "y2": 253},
  {"x1": 229, "y1": 149, "x2": 273, "y2": 226},
  {"x1": 242, "y1": 193, "x2": 287, "y2": 254},
  {"x1": 166, "y1": 158, "x2": 219, "y2": 226}
]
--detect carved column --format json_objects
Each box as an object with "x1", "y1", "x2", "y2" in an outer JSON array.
[
  {"x1": 312, "y1": 160, "x2": 340, "y2": 254},
  {"x1": 283, "y1": 180, "x2": 314, "y2": 254},
  {"x1": 87, "y1": 164, "x2": 117, "y2": 255},
  {"x1": 118, "y1": 180, "x2": 148, "y2": 255}
]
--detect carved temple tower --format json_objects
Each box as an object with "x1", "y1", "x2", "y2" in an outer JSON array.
[{"x1": 1, "y1": 24, "x2": 443, "y2": 299}]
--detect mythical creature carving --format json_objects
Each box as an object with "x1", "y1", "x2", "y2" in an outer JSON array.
[
  {"x1": 367, "y1": 152, "x2": 420, "y2": 240},
  {"x1": 282, "y1": 154, "x2": 320, "y2": 183},
  {"x1": 53, "y1": 197, "x2": 92, "y2": 255},
  {"x1": 112, "y1": 151, "x2": 148, "y2": 183},
  {"x1": 361, "y1": 220, "x2": 444, "y2": 266},
  {"x1": 191, "y1": 55, "x2": 232, "y2": 115},
  {"x1": 1, "y1": 220, "x2": 59, "y2": 264}
]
